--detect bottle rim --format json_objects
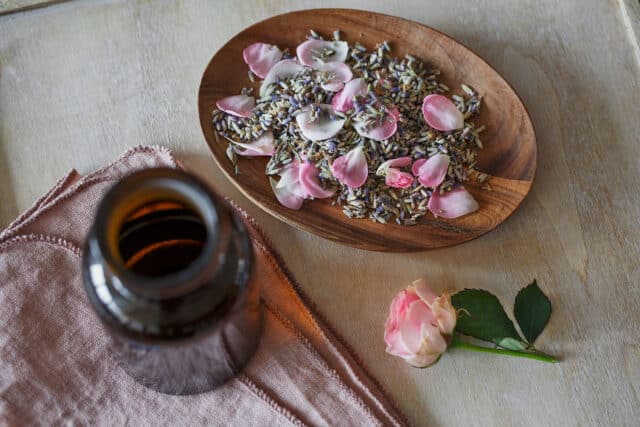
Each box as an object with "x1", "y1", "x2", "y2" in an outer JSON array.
[{"x1": 91, "y1": 168, "x2": 231, "y2": 300}]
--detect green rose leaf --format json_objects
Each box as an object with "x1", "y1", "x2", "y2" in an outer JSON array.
[
  {"x1": 514, "y1": 280, "x2": 552, "y2": 344},
  {"x1": 452, "y1": 289, "x2": 523, "y2": 344}
]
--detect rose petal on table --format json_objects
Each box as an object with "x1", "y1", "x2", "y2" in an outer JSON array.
[
  {"x1": 270, "y1": 177, "x2": 304, "y2": 210},
  {"x1": 215, "y1": 94, "x2": 255, "y2": 118},
  {"x1": 354, "y1": 107, "x2": 399, "y2": 141},
  {"x1": 242, "y1": 42, "x2": 283, "y2": 78},
  {"x1": 385, "y1": 169, "x2": 414, "y2": 188},
  {"x1": 376, "y1": 156, "x2": 412, "y2": 175},
  {"x1": 330, "y1": 146, "x2": 368, "y2": 188},
  {"x1": 331, "y1": 78, "x2": 368, "y2": 112},
  {"x1": 296, "y1": 39, "x2": 349, "y2": 67},
  {"x1": 421, "y1": 94, "x2": 464, "y2": 131},
  {"x1": 232, "y1": 132, "x2": 274, "y2": 156},
  {"x1": 316, "y1": 61, "x2": 353, "y2": 92},
  {"x1": 295, "y1": 104, "x2": 345, "y2": 141},
  {"x1": 259, "y1": 59, "x2": 307, "y2": 96},
  {"x1": 428, "y1": 187, "x2": 479, "y2": 218},
  {"x1": 411, "y1": 154, "x2": 450, "y2": 187},
  {"x1": 298, "y1": 162, "x2": 334, "y2": 199}
]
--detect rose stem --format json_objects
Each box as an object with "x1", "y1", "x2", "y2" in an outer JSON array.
[{"x1": 449, "y1": 336, "x2": 557, "y2": 364}]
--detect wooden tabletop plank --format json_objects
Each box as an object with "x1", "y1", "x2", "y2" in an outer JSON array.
[{"x1": 0, "y1": 1, "x2": 638, "y2": 426}]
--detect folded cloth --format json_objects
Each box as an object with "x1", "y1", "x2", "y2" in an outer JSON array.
[{"x1": 0, "y1": 146, "x2": 406, "y2": 426}]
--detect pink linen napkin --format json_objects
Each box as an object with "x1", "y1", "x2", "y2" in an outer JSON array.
[{"x1": 0, "y1": 146, "x2": 406, "y2": 426}]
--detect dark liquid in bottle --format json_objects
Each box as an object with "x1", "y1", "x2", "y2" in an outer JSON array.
[{"x1": 118, "y1": 202, "x2": 207, "y2": 277}]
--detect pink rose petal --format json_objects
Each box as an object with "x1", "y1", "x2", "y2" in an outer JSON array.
[
  {"x1": 385, "y1": 169, "x2": 414, "y2": 188},
  {"x1": 296, "y1": 39, "x2": 349, "y2": 67},
  {"x1": 399, "y1": 301, "x2": 447, "y2": 369},
  {"x1": 412, "y1": 154, "x2": 450, "y2": 187},
  {"x1": 323, "y1": 82, "x2": 344, "y2": 92},
  {"x1": 422, "y1": 94, "x2": 464, "y2": 131},
  {"x1": 412, "y1": 279, "x2": 457, "y2": 335},
  {"x1": 404, "y1": 322, "x2": 447, "y2": 368},
  {"x1": 388, "y1": 289, "x2": 421, "y2": 330},
  {"x1": 405, "y1": 349, "x2": 442, "y2": 369},
  {"x1": 276, "y1": 162, "x2": 301, "y2": 191},
  {"x1": 270, "y1": 161, "x2": 306, "y2": 210},
  {"x1": 260, "y1": 59, "x2": 307, "y2": 96},
  {"x1": 384, "y1": 327, "x2": 411, "y2": 358},
  {"x1": 270, "y1": 177, "x2": 304, "y2": 210},
  {"x1": 232, "y1": 132, "x2": 274, "y2": 156},
  {"x1": 385, "y1": 288, "x2": 421, "y2": 358},
  {"x1": 316, "y1": 62, "x2": 353, "y2": 92},
  {"x1": 216, "y1": 94, "x2": 255, "y2": 118},
  {"x1": 242, "y1": 42, "x2": 283, "y2": 78},
  {"x1": 384, "y1": 285, "x2": 449, "y2": 368},
  {"x1": 428, "y1": 187, "x2": 479, "y2": 219},
  {"x1": 295, "y1": 104, "x2": 345, "y2": 141},
  {"x1": 298, "y1": 162, "x2": 334, "y2": 199},
  {"x1": 330, "y1": 146, "x2": 368, "y2": 188},
  {"x1": 399, "y1": 301, "x2": 436, "y2": 355},
  {"x1": 376, "y1": 156, "x2": 412, "y2": 175},
  {"x1": 412, "y1": 278, "x2": 437, "y2": 305},
  {"x1": 331, "y1": 78, "x2": 368, "y2": 113},
  {"x1": 354, "y1": 107, "x2": 399, "y2": 141},
  {"x1": 376, "y1": 156, "x2": 414, "y2": 189},
  {"x1": 431, "y1": 294, "x2": 457, "y2": 335}
]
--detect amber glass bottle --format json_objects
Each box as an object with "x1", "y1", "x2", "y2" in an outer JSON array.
[{"x1": 82, "y1": 168, "x2": 261, "y2": 395}]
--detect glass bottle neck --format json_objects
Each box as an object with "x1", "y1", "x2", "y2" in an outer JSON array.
[{"x1": 82, "y1": 168, "x2": 252, "y2": 343}]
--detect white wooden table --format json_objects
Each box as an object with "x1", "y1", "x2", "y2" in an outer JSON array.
[{"x1": 1, "y1": 1, "x2": 639, "y2": 425}]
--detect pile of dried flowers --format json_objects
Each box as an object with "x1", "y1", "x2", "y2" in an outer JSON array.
[{"x1": 212, "y1": 30, "x2": 488, "y2": 224}]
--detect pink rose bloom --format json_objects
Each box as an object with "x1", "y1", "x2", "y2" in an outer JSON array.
[
  {"x1": 384, "y1": 279, "x2": 457, "y2": 367},
  {"x1": 376, "y1": 157, "x2": 414, "y2": 189}
]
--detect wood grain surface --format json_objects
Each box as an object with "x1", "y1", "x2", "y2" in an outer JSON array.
[
  {"x1": 198, "y1": 9, "x2": 537, "y2": 251},
  {"x1": 1, "y1": 1, "x2": 639, "y2": 426}
]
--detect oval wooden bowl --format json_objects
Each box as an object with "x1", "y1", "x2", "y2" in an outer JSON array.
[{"x1": 198, "y1": 9, "x2": 536, "y2": 252}]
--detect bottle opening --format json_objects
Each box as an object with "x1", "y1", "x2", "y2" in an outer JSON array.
[{"x1": 118, "y1": 201, "x2": 207, "y2": 278}]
